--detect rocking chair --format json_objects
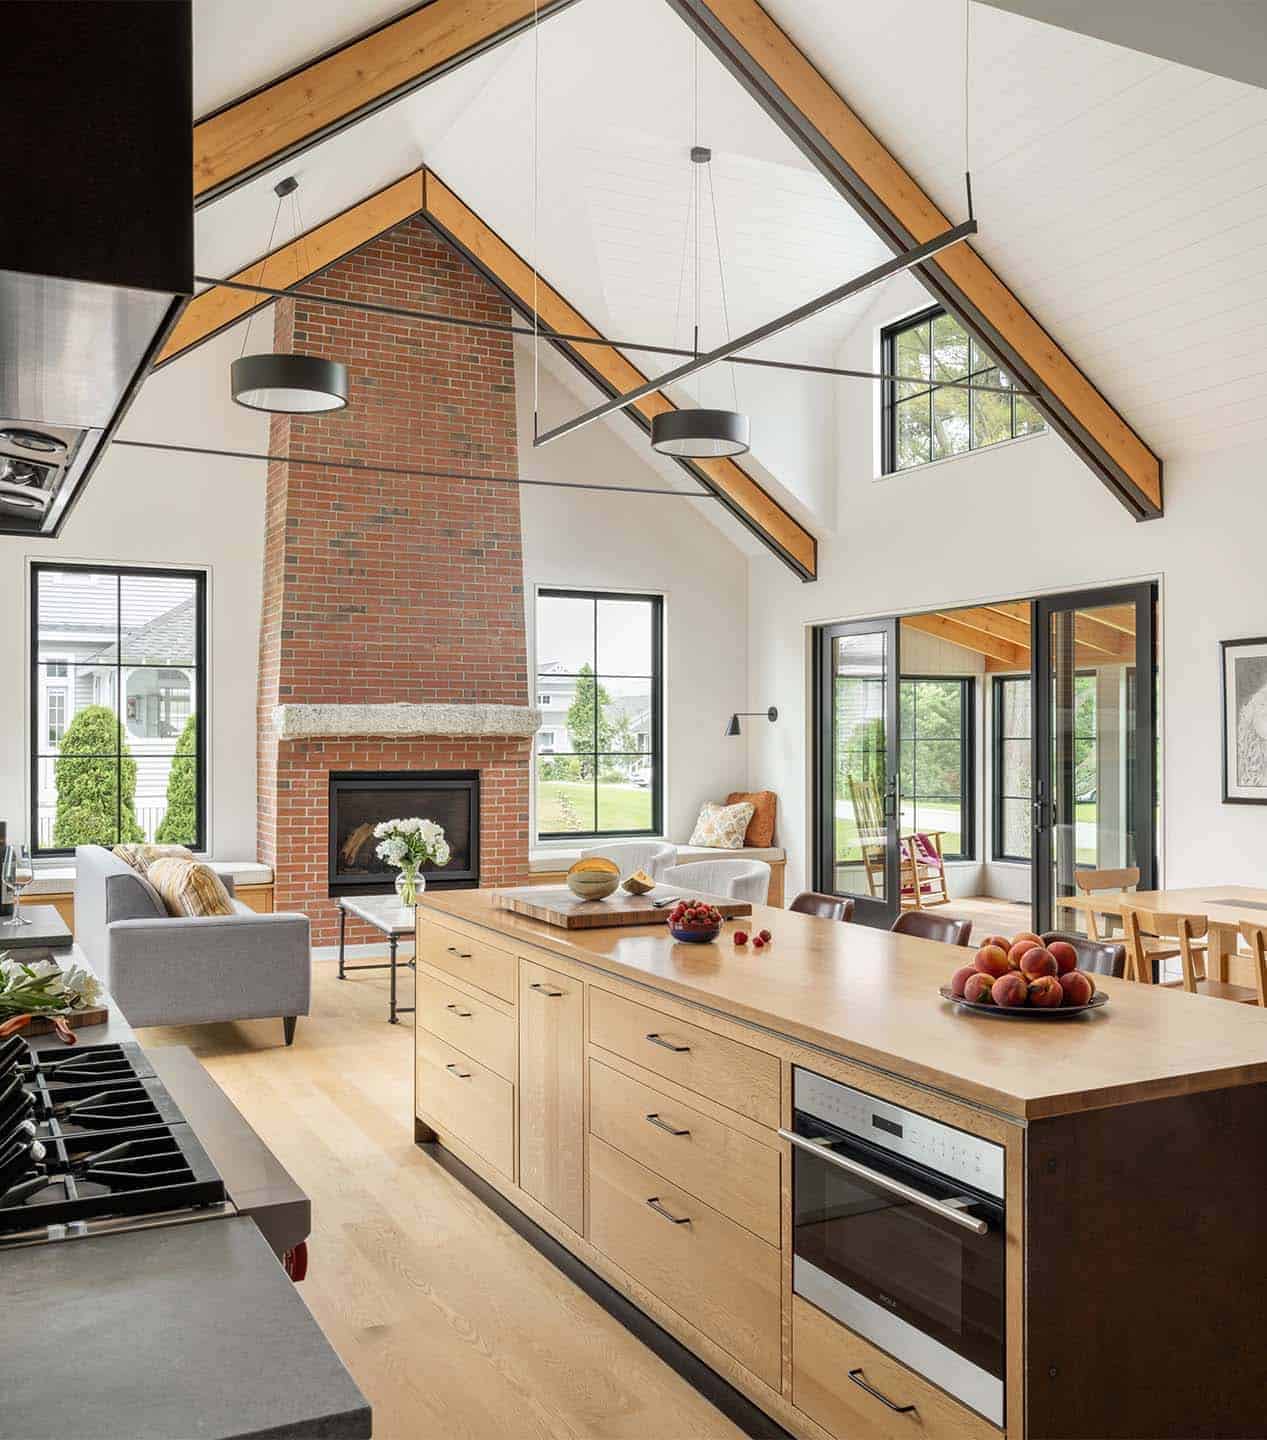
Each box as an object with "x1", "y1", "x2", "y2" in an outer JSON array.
[{"x1": 847, "y1": 775, "x2": 951, "y2": 911}]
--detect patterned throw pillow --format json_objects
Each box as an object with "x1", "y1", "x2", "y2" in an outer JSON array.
[
  {"x1": 145, "y1": 858, "x2": 235, "y2": 918},
  {"x1": 724, "y1": 790, "x2": 777, "y2": 848},
  {"x1": 113, "y1": 843, "x2": 195, "y2": 875},
  {"x1": 688, "y1": 800, "x2": 756, "y2": 850}
]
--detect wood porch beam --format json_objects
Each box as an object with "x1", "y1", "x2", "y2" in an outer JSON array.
[
  {"x1": 155, "y1": 172, "x2": 425, "y2": 367},
  {"x1": 193, "y1": 0, "x2": 576, "y2": 203},
  {"x1": 676, "y1": 0, "x2": 1164, "y2": 520},
  {"x1": 902, "y1": 614, "x2": 1027, "y2": 668},
  {"x1": 421, "y1": 169, "x2": 818, "y2": 579},
  {"x1": 946, "y1": 605, "x2": 1031, "y2": 650}
]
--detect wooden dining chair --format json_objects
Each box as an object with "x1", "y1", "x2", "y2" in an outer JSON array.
[
  {"x1": 1073, "y1": 867, "x2": 1140, "y2": 939},
  {"x1": 891, "y1": 910, "x2": 972, "y2": 947},
  {"x1": 1235, "y1": 922, "x2": 1267, "y2": 1007},
  {"x1": 1122, "y1": 908, "x2": 1260, "y2": 1003},
  {"x1": 789, "y1": 891, "x2": 854, "y2": 922}
]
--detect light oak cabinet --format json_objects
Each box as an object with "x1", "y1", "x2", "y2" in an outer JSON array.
[
  {"x1": 416, "y1": 970, "x2": 515, "y2": 1081},
  {"x1": 517, "y1": 957, "x2": 584, "y2": 1234},
  {"x1": 416, "y1": 919, "x2": 517, "y2": 1004},
  {"x1": 415, "y1": 1027, "x2": 514, "y2": 1179}
]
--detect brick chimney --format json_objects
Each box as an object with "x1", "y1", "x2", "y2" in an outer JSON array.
[{"x1": 256, "y1": 217, "x2": 534, "y2": 946}]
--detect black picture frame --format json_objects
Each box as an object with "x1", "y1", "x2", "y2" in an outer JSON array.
[{"x1": 1220, "y1": 636, "x2": 1267, "y2": 805}]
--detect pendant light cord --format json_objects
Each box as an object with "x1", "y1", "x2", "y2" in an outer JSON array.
[
  {"x1": 707, "y1": 162, "x2": 740, "y2": 414},
  {"x1": 531, "y1": 0, "x2": 541, "y2": 442},
  {"x1": 964, "y1": 0, "x2": 975, "y2": 221},
  {"x1": 239, "y1": 194, "x2": 285, "y2": 359},
  {"x1": 693, "y1": 0, "x2": 700, "y2": 363}
]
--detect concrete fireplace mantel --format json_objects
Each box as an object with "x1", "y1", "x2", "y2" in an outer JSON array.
[{"x1": 273, "y1": 703, "x2": 541, "y2": 742}]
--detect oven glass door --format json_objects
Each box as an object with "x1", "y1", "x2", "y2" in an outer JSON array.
[{"x1": 791, "y1": 1112, "x2": 1005, "y2": 1386}]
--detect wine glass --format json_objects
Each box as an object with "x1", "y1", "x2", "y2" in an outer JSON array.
[{"x1": 8, "y1": 844, "x2": 33, "y2": 926}]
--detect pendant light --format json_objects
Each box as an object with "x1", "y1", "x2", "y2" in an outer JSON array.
[
  {"x1": 231, "y1": 177, "x2": 350, "y2": 415},
  {"x1": 652, "y1": 14, "x2": 749, "y2": 461}
]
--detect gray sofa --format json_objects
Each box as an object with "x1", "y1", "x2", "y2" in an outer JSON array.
[{"x1": 74, "y1": 846, "x2": 310, "y2": 1044}]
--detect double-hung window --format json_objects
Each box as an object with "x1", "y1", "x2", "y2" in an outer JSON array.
[
  {"x1": 882, "y1": 305, "x2": 1045, "y2": 473},
  {"x1": 31, "y1": 564, "x2": 207, "y2": 855},
  {"x1": 534, "y1": 589, "x2": 663, "y2": 840}
]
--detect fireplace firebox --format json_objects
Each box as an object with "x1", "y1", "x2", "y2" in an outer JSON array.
[{"x1": 328, "y1": 771, "x2": 479, "y2": 896}]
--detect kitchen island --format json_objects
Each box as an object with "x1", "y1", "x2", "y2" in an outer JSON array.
[{"x1": 414, "y1": 888, "x2": 1267, "y2": 1440}]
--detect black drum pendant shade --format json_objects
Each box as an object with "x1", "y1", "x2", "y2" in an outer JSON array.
[
  {"x1": 231, "y1": 353, "x2": 349, "y2": 414},
  {"x1": 650, "y1": 408, "x2": 750, "y2": 459}
]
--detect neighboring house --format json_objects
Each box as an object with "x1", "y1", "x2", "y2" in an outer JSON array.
[{"x1": 534, "y1": 659, "x2": 651, "y2": 772}]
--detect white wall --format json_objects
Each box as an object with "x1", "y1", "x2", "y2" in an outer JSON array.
[
  {"x1": 0, "y1": 327, "x2": 268, "y2": 861},
  {"x1": 516, "y1": 349, "x2": 751, "y2": 850},
  {"x1": 747, "y1": 270, "x2": 1267, "y2": 898}
]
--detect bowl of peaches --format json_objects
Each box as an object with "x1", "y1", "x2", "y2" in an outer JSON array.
[{"x1": 940, "y1": 933, "x2": 1109, "y2": 1020}]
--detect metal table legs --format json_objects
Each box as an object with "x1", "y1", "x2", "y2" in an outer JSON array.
[{"x1": 335, "y1": 903, "x2": 415, "y2": 1023}]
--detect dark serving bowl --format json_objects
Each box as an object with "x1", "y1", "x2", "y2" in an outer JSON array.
[
  {"x1": 939, "y1": 986, "x2": 1109, "y2": 1019},
  {"x1": 668, "y1": 921, "x2": 721, "y2": 944}
]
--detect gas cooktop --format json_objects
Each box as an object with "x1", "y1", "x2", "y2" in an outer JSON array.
[{"x1": 0, "y1": 1039, "x2": 229, "y2": 1246}]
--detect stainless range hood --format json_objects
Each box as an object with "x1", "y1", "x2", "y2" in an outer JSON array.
[{"x1": 0, "y1": 2, "x2": 192, "y2": 538}]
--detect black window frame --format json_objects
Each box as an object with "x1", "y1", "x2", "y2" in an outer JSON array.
[
  {"x1": 30, "y1": 562, "x2": 208, "y2": 858},
  {"x1": 534, "y1": 587, "x2": 663, "y2": 842},
  {"x1": 899, "y1": 675, "x2": 975, "y2": 862},
  {"x1": 992, "y1": 674, "x2": 1032, "y2": 863},
  {"x1": 881, "y1": 304, "x2": 1045, "y2": 475}
]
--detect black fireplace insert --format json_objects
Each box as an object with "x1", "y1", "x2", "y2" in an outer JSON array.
[{"x1": 328, "y1": 770, "x2": 479, "y2": 896}]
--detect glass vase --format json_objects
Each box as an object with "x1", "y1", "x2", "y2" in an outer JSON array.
[{"x1": 395, "y1": 864, "x2": 425, "y2": 907}]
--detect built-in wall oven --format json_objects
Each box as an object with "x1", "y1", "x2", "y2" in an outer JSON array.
[{"x1": 782, "y1": 1068, "x2": 1006, "y2": 1425}]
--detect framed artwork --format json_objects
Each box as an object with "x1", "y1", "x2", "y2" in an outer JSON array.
[{"x1": 1222, "y1": 637, "x2": 1267, "y2": 803}]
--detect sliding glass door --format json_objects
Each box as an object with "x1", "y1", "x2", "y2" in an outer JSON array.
[
  {"x1": 816, "y1": 619, "x2": 900, "y2": 926},
  {"x1": 1032, "y1": 583, "x2": 1157, "y2": 932}
]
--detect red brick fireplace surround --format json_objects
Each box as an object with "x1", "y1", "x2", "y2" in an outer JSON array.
[{"x1": 256, "y1": 216, "x2": 533, "y2": 947}]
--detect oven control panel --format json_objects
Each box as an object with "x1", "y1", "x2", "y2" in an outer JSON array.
[{"x1": 793, "y1": 1069, "x2": 1005, "y2": 1199}]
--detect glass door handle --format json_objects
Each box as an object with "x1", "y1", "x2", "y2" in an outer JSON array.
[{"x1": 778, "y1": 1129, "x2": 990, "y2": 1236}]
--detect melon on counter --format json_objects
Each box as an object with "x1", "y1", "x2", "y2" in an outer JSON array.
[
  {"x1": 566, "y1": 855, "x2": 620, "y2": 900},
  {"x1": 622, "y1": 869, "x2": 656, "y2": 894}
]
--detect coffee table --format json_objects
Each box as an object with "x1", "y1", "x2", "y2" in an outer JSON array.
[{"x1": 336, "y1": 895, "x2": 416, "y2": 1024}]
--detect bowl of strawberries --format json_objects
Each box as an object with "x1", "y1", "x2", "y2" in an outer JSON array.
[{"x1": 666, "y1": 899, "x2": 723, "y2": 943}]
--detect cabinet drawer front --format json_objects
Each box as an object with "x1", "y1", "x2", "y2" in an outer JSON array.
[
  {"x1": 416, "y1": 1028, "x2": 514, "y2": 1177},
  {"x1": 416, "y1": 971, "x2": 515, "y2": 1080},
  {"x1": 589, "y1": 987, "x2": 779, "y2": 1127},
  {"x1": 588, "y1": 1136, "x2": 781, "y2": 1389},
  {"x1": 417, "y1": 920, "x2": 516, "y2": 1004},
  {"x1": 588, "y1": 1060, "x2": 780, "y2": 1245},
  {"x1": 518, "y1": 958, "x2": 585, "y2": 1235},
  {"x1": 792, "y1": 1296, "x2": 1000, "y2": 1440}
]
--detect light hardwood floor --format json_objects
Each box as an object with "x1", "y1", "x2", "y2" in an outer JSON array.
[
  {"x1": 139, "y1": 961, "x2": 744, "y2": 1440},
  {"x1": 949, "y1": 895, "x2": 1032, "y2": 944}
]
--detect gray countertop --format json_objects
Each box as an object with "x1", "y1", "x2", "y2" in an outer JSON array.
[{"x1": 3, "y1": 1217, "x2": 370, "y2": 1440}]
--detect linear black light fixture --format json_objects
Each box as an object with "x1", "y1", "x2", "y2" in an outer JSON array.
[
  {"x1": 231, "y1": 177, "x2": 350, "y2": 414},
  {"x1": 725, "y1": 707, "x2": 778, "y2": 737}
]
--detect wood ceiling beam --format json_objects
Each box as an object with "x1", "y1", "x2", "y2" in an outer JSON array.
[
  {"x1": 674, "y1": 0, "x2": 1164, "y2": 521},
  {"x1": 902, "y1": 614, "x2": 1027, "y2": 668},
  {"x1": 192, "y1": 0, "x2": 576, "y2": 204},
  {"x1": 945, "y1": 605, "x2": 1031, "y2": 650},
  {"x1": 421, "y1": 169, "x2": 818, "y2": 580},
  {"x1": 155, "y1": 172, "x2": 425, "y2": 368}
]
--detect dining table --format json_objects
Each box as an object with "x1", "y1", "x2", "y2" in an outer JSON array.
[{"x1": 1058, "y1": 884, "x2": 1267, "y2": 984}]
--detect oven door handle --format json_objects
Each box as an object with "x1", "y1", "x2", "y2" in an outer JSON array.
[{"x1": 778, "y1": 1129, "x2": 990, "y2": 1236}]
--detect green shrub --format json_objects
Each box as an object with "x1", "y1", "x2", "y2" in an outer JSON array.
[
  {"x1": 53, "y1": 706, "x2": 143, "y2": 846},
  {"x1": 155, "y1": 714, "x2": 198, "y2": 844}
]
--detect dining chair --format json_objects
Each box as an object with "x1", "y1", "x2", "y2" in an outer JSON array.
[
  {"x1": 580, "y1": 841, "x2": 677, "y2": 881},
  {"x1": 1073, "y1": 867, "x2": 1140, "y2": 939},
  {"x1": 1235, "y1": 922, "x2": 1267, "y2": 1006},
  {"x1": 1122, "y1": 908, "x2": 1260, "y2": 1003},
  {"x1": 789, "y1": 891, "x2": 854, "y2": 922},
  {"x1": 890, "y1": 910, "x2": 972, "y2": 947},
  {"x1": 660, "y1": 859, "x2": 771, "y2": 905},
  {"x1": 1040, "y1": 931, "x2": 1126, "y2": 978}
]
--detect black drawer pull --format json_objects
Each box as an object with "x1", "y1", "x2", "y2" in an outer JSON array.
[
  {"x1": 445, "y1": 1003, "x2": 473, "y2": 1018},
  {"x1": 645, "y1": 1032, "x2": 690, "y2": 1053},
  {"x1": 848, "y1": 1370, "x2": 916, "y2": 1414},
  {"x1": 646, "y1": 1197, "x2": 690, "y2": 1225},
  {"x1": 446, "y1": 945, "x2": 474, "y2": 959},
  {"x1": 645, "y1": 1112, "x2": 690, "y2": 1137},
  {"x1": 529, "y1": 982, "x2": 565, "y2": 997},
  {"x1": 445, "y1": 1063, "x2": 472, "y2": 1079}
]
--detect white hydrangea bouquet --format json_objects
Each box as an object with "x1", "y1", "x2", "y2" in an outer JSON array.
[
  {"x1": 374, "y1": 817, "x2": 451, "y2": 907},
  {"x1": 0, "y1": 952, "x2": 103, "y2": 1017}
]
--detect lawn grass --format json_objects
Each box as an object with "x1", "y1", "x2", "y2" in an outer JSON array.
[{"x1": 538, "y1": 781, "x2": 651, "y2": 834}]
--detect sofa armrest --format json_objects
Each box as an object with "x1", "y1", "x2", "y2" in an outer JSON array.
[{"x1": 106, "y1": 913, "x2": 311, "y2": 1029}]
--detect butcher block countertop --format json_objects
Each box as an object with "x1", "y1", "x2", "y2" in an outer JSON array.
[{"x1": 419, "y1": 889, "x2": 1267, "y2": 1121}]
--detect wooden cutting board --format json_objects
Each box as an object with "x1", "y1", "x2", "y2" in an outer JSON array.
[
  {"x1": 493, "y1": 885, "x2": 752, "y2": 930},
  {"x1": 5, "y1": 1004, "x2": 109, "y2": 1036}
]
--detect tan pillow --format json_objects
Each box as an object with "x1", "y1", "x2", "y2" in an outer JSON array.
[
  {"x1": 688, "y1": 800, "x2": 755, "y2": 850},
  {"x1": 146, "y1": 858, "x2": 235, "y2": 918},
  {"x1": 725, "y1": 790, "x2": 777, "y2": 848},
  {"x1": 113, "y1": 843, "x2": 194, "y2": 875}
]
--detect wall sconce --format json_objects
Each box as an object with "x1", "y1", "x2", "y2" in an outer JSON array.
[{"x1": 725, "y1": 707, "x2": 778, "y2": 737}]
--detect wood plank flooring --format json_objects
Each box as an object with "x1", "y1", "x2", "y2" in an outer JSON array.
[{"x1": 139, "y1": 962, "x2": 743, "y2": 1440}]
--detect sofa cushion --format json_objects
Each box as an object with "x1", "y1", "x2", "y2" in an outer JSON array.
[
  {"x1": 146, "y1": 858, "x2": 235, "y2": 918},
  {"x1": 113, "y1": 843, "x2": 195, "y2": 875},
  {"x1": 688, "y1": 799, "x2": 755, "y2": 850},
  {"x1": 725, "y1": 790, "x2": 777, "y2": 848}
]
